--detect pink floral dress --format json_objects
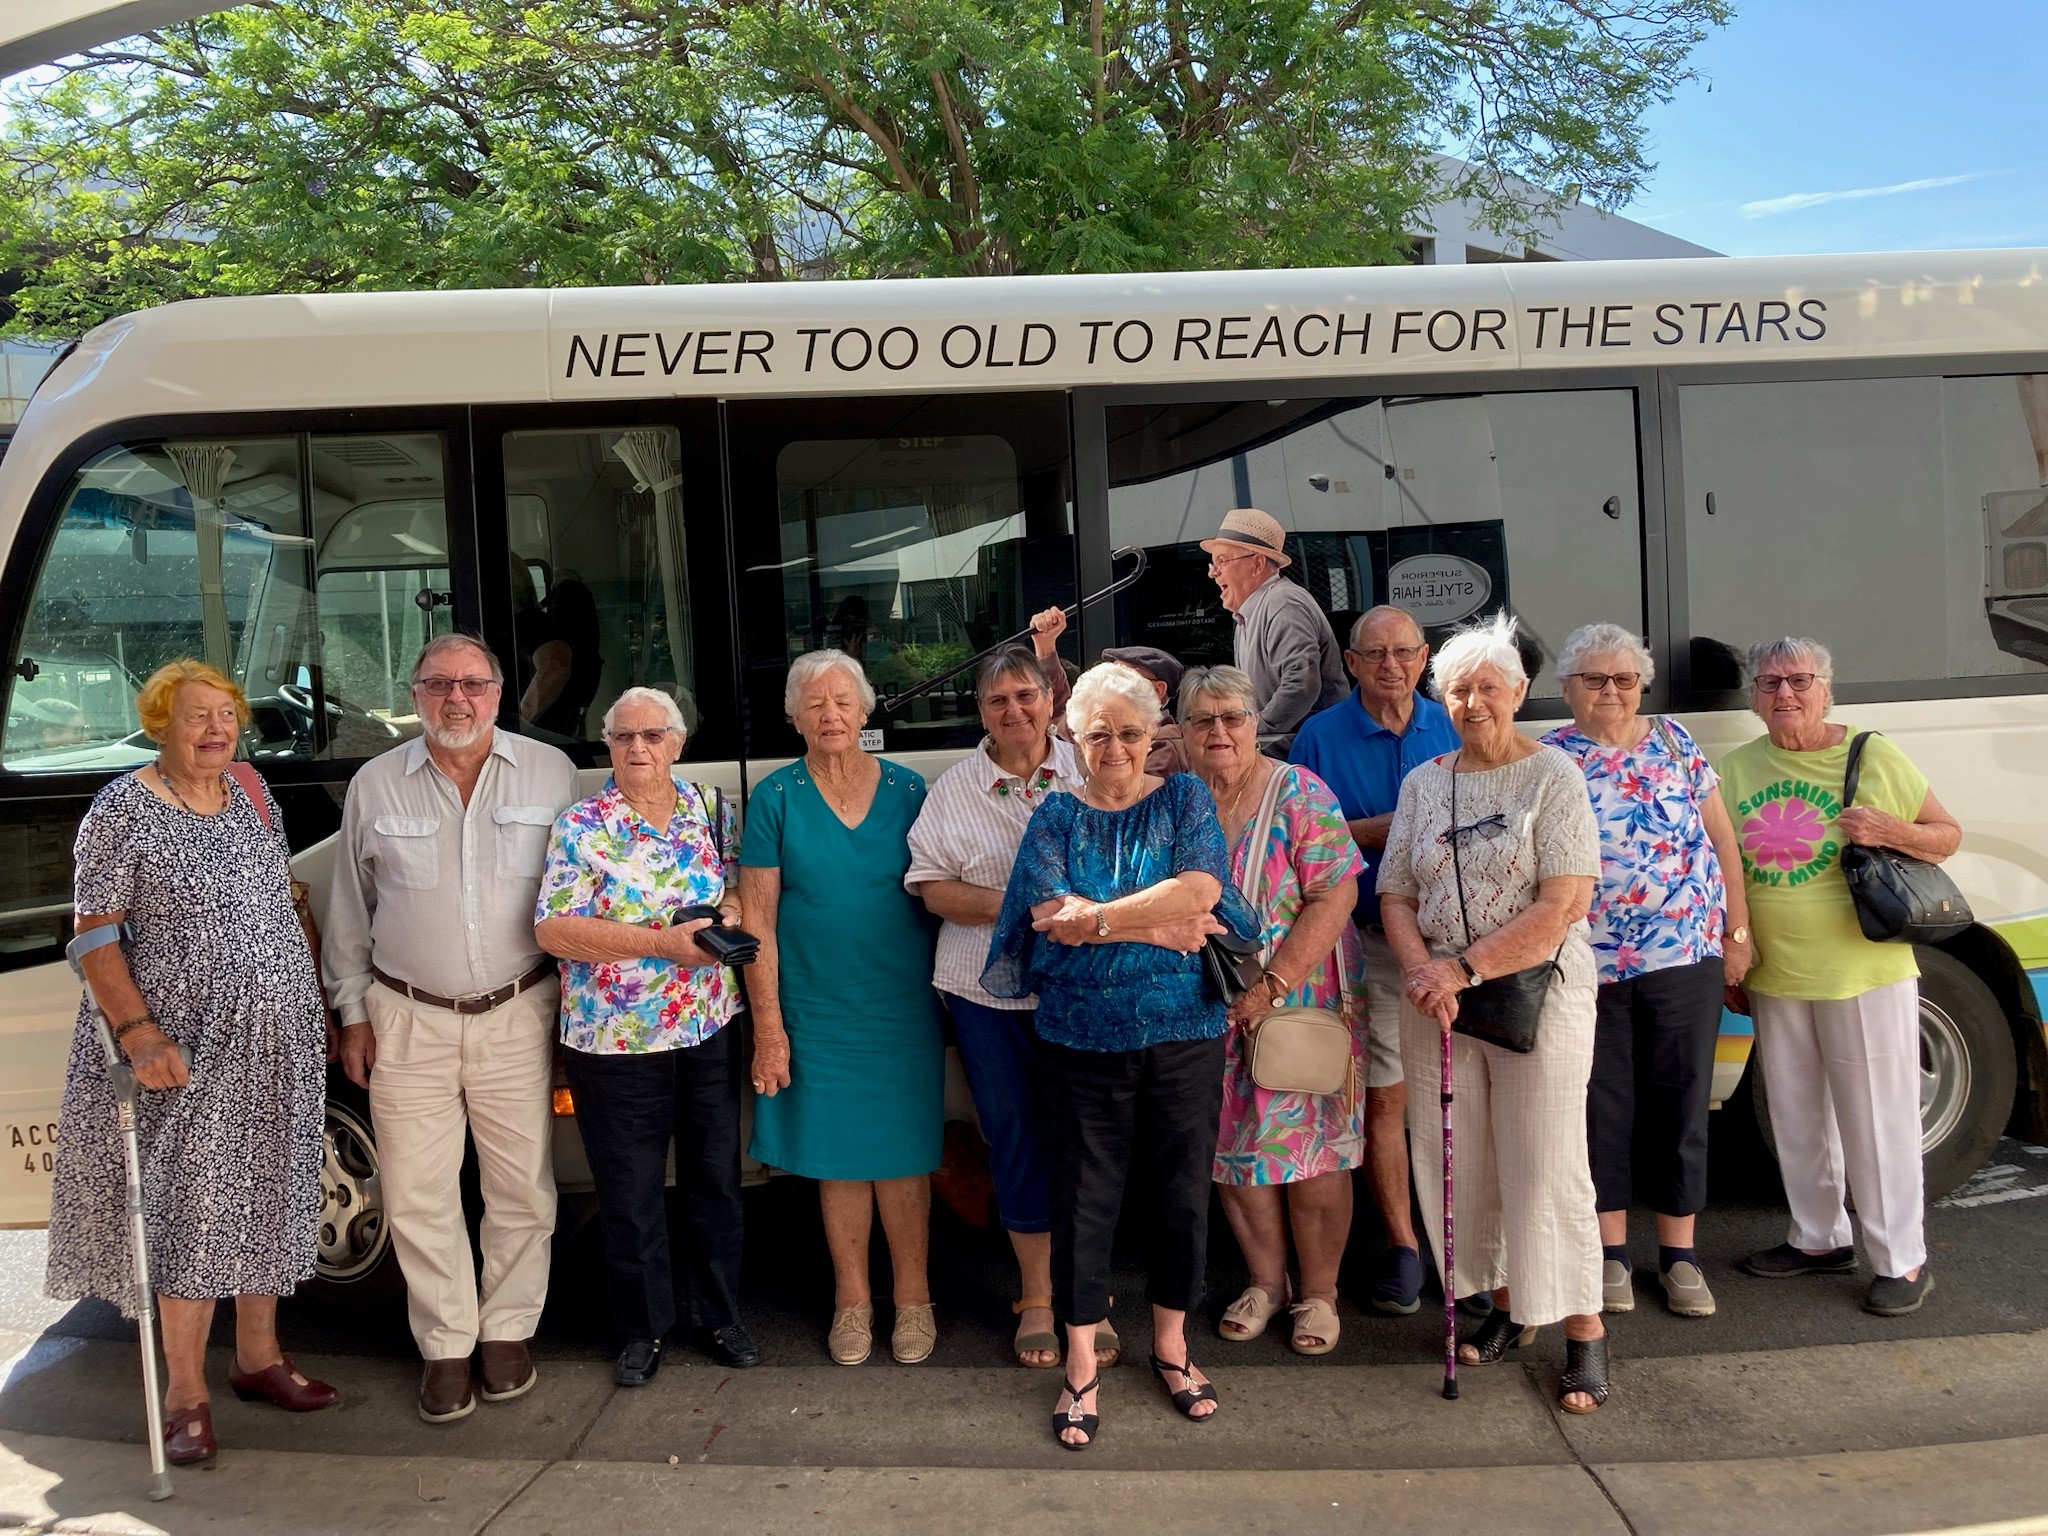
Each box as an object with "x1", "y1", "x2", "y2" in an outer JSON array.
[{"x1": 1212, "y1": 763, "x2": 1370, "y2": 1186}]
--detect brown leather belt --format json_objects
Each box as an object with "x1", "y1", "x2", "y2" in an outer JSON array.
[{"x1": 372, "y1": 959, "x2": 556, "y2": 1015}]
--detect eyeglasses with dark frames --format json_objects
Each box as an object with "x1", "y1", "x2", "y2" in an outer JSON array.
[
  {"x1": 1567, "y1": 671, "x2": 1641, "y2": 692},
  {"x1": 1438, "y1": 812, "x2": 1510, "y2": 846},
  {"x1": 414, "y1": 677, "x2": 498, "y2": 697},
  {"x1": 1186, "y1": 709, "x2": 1254, "y2": 733},
  {"x1": 1752, "y1": 673, "x2": 1819, "y2": 694}
]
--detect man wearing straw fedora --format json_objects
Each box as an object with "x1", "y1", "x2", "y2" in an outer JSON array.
[{"x1": 1202, "y1": 509, "x2": 1347, "y2": 752}]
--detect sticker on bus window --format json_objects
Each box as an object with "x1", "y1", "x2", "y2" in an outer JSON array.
[{"x1": 860, "y1": 728, "x2": 884, "y2": 751}]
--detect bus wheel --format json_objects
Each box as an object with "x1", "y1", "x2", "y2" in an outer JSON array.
[
  {"x1": 1750, "y1": 949, "x2": 2016, "y2": 1204},
  {"x1": 305, "y1": 1089, "x2": 400, "y2": 1304}
]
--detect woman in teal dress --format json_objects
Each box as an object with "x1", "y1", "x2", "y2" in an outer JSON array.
[{"x1": 739, "y1": 649, "x2": 946, "y2": 1369}]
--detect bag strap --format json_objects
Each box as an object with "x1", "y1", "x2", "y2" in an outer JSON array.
[
  {"x1": 1448, "y1": 753, "x2": 1475, "y2": 951},
  {"x1": 1652, "y1": 716, "x2": 1698, "y2": 810},
  {"x1": 224, "y1": 759, "x2": 271, "y2": 829},
  {"x1": 1236, "y1": 762, "x2": 1290, "y2": 921},
  {"x1": 1842, "y1": 731, "x2": 1874, "y2": 810}
]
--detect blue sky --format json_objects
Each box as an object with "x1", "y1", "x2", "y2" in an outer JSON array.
[{"x1": 1625, "y1": 2, "x2": 2048, "y2": 256}]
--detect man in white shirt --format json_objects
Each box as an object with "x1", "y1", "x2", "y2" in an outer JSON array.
[{"x1": 325, "y1": 634, "x2": 577, "y2": 1425}]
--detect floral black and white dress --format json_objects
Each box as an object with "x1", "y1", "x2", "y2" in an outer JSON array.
[{"x1": 44, "y1": 772, "x2": 326, "y2": 1315}]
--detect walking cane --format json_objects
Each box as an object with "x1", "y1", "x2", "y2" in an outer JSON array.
[
  {"x1": 1441, "y1": 1025, "x2": 1458, "y2": 1402},
  {"x1": 67, "y1": 925, "x2": 175, "y2": 1503}
]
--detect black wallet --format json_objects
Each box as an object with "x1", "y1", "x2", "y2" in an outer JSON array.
[{"x1": 672, "y1": 904, "x2": 761, "y2": 967}]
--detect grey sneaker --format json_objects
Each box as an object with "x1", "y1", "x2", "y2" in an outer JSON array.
[
  {"x1": 1601, "y1": 1259, "x2": 1635, "y2": 1313},
  {"x1": 1659, "y1": 1260, "x2": 1717, "y2": 1317},
  {"x1": 1864, "y1": 1270, "x2": 1934, "y2": 1316}
]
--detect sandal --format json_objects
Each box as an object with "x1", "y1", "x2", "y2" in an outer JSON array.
[
  {"x1": 1558, "y1": 1335, "x2": 1612, "y2": 1414},
  {"x1": 1050, "y1": 1374, "x2": 1101, "y2": 1451},
  {"x1": 1288, "y1": 1296, "x2": 1340, "y2": 1356},
  {"x1": 1459, "y1": 1309, "x2": 1537, "y2": 1365},
  {"x1": 1219, "y1": 1283, "x2": 1289, "y2": 1342},
  {"x1": 1148, "y1": 1353, "x2": 1219, "y2": 1420},
  {"x1": 1011, "y1": 1295, "x2": 1060, "y2": 1369},
  {"x1": 1094, "y1": 1299, "x2": 1121, "y2": 1367}
]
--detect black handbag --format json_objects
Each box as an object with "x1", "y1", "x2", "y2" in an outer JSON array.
[
  {"x1": 1838, "y1": 732, "x2": 1970, "y2": 944},
  {"x1": 1202, "y1": 930, "x2": 1263, "y2": 999},
  {"x1": 1444, "y1": 755, "x2": 1557, "y2": 1054}
]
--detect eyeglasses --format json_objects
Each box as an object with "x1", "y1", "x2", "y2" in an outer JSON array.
[
  {"x1": 1206, "y1": 552, "x2": 1259, "y2": 572},
  {"x1": 414, "y1": 677, "x2": 497, "y2": 697},
  {"x1": 1079, "y1": 727, "x2": 1151, "y2": 749},
  {"x1": 1186, "y1": 710, "x2": 1254, "y2": 733},
  {"x1": 605, "y1": 728, "x2": 675, "y2": 747},
  {"x1": 1438, "y1": 813, "x2": 1510, "y2": 846},
  {"x1": 1753, "y1": 673, "x2": 1819, "y2": 694},
  {"x1": 981, "y1": 687, "x2": 1044, "y2": 709},
  {"x1": 1567, "y1": 672, "x2": 1641, "y2": 692},
  {"x1": 1350, "y1": 645, "x2": 1425, "y2": 666}
]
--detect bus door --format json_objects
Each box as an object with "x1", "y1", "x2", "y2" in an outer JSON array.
[
  {"x1": 724, "y1": 392, "x2": 1078, "y2": 775},
  {"x1": 467, "y1": 400, "x2": 740, "y2": 787}
]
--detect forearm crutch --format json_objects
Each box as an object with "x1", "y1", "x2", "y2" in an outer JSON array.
[
  {"x1": 67, "y1": 924, "x2": 174, "y2": 1502},
  {"x1": 1441, "y1": 1025, "x2": 1458, "y2": 1402}
]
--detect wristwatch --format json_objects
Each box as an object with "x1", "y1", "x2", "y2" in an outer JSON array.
[
  {"x1": 1095, "y1": 904, "x2": 1110, "y2": 938},
  {"x1": 1728, "y1": 925, "x2": 1750, "y2": 945},
  {"x1": 1456, "y1": 955, "x2": 1483, "y2": 988}
]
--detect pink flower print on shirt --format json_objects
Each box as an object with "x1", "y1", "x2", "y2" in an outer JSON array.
[{"x1": 1742, "y1": 797, "x2": 1825, "y2": 872}]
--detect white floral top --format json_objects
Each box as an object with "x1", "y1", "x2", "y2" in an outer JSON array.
[{"x1": 537, "y1": 775, "x2": 740, "y2": 1054}]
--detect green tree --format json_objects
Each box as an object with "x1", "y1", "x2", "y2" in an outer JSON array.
[{"x1": 0, "y1": 0, "x2": 1729, "y2": 336}]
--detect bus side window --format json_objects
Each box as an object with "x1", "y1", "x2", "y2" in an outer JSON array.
[{"x1": 499, "y1": 426, "x2": 697, "y2": 747}]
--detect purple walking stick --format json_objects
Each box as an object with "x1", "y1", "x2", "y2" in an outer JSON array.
[{"x1": 1441, "y1": 1025, "x2": 1458, "y2": 1400}]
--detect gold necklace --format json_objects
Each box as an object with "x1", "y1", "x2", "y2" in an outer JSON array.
[
  {"x1": 1216, "y1": 760, "x2": 1265, "y2": 829},
  {"x1": 808, "y1": 754, "x2": 871, "y2": 818}
]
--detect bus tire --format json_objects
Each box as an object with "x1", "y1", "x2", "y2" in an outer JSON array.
[
  {"x1": 1751, "y1": 949, "x2": 2017, "y2": 1204},
  {"x1": 300, "y1": 1075, "x2": 404, "y2": 1310}
]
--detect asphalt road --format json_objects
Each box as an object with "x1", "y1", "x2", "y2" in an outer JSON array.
[{"x1": 5, "y1": 1122, "x2": 2047, "y2": 1377}]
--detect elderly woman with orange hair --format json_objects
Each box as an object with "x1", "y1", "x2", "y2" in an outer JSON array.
[{"x1": 46, "y1": 659, "x2": 335, "y2": 1468}]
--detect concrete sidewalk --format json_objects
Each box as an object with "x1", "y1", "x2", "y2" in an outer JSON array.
[{"x1": 4, "y1": 1329, "x2": 2046, "y2": 1534}]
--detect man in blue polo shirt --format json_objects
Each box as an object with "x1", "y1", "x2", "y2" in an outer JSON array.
[{"x1": 1290, "y1": 604, "x2": 1459, "y2": 1316}]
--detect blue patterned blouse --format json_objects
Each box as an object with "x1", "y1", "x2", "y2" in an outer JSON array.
[
  {"x1": 1539, "y1": 720, "x2": 1727, "y2": 984},
  {"x1": 981, "y1": 773, "x2": 1260, "y2": 1052}
]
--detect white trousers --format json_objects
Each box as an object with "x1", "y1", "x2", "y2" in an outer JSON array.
[
  {"x1": 1751, "y1": 979, "x2": 1926, "y2": 1278},
  {"x1": 365, "y1": 977, "x2": 559, "y2": 1359},
  {"x1": 1399, "y1": 980, "x2": 1604, "y2": 1327}
]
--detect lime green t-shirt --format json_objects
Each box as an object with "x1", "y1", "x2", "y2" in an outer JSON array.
[{"x1": 1717, "y1": 728, "x2": 1931, "y2": 1001}]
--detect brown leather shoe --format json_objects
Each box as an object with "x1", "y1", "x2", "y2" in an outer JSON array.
[
  {"x1": 228, "y1": 1352, "x2": 339, "y2": 1412},
  {"x1": 164, "y1": 1402, "x2": 216, "y2": 1465},
  {"x1": 477, "y1": 1339, "x2": 536, "y2": 1402},
  {"x1": 417, "y1": 1357, "x2": 475, "y2": 1423}
]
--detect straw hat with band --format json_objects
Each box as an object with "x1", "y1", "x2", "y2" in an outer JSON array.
[{"x1": 1199, "y1": 508, "x2": 1292, "y2": 570}]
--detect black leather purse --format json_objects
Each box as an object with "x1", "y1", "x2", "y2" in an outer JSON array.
[
  {"x1": 1444, "y1": 755, "x2": 1557, "y2": 1055},
  {"x1": 1202, "y1": 930, "x2": 1263, "y2": 999},
  {"x1": 1838, "y1": 732, "x2": 1970, "y2": 944}
]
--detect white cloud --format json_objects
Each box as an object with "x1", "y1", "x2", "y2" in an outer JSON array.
[{"x1": 1740, "y1": 172, "x2": 1985, "y2": 219}]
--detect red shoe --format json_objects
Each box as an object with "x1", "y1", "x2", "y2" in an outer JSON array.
[
  {"x1": 164, "y1": 1402, "x2": 216, "y2": 1465},
  {"x1": 228, "y1": 1352, "x2": 339, "y2": 1412}
]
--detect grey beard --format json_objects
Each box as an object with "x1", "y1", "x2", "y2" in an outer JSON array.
[{"x1": 422, "y1": 717, "x2": 487, "y2": 751}]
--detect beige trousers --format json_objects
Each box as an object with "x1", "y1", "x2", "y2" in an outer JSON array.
[
  {"x1": 1399, "y1": 976, "x2": 1604, "y2": 1327},
  {"x1": 364, "y1": 977, "x2": 559, "y2": 1359}
]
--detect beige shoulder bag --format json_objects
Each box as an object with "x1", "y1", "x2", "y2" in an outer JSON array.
[{"x1": 1238, "y1": 764, "x2": 1354, "y2": 1096}]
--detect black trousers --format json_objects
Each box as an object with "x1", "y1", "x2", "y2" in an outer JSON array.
[
  {"x1": 1036, "y1": 1033, "x2": 1226, "y2": 1326},
  {"x1": 563, "y1": 1025, "x2": 744, "y2": 1344},
  {"x1": 1587, "y1": 957, "x2": 1723, "y2": 1217}
]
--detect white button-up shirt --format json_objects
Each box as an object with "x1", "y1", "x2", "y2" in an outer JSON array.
[
  {"x1": 903, "y1": 734, "x2": 1085, "y2": 1009},
  {"x1": 324, "y1": 730, "x2": 579, "y2": 1023}
]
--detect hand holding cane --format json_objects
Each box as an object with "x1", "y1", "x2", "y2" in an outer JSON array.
[
  {"x1": 67, "y1": 923, "x2": 177, "y2": 1502},
  {"x1": 1441, "y1": 1024, "x2": 1458, "y2": 1402}
]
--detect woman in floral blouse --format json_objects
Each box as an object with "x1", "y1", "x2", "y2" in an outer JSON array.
[
  {"x1": 534, "y1": 687, "x2": 756, "y2": 1385},
  {"x1": 1541, "y1": 623, "x2": 1749, "y2": 1321}
]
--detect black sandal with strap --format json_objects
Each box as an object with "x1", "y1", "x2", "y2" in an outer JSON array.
[
  {"x1": 1558, "y1": 1335, "x2": 1612, "y2": 1414},
  {"x1": 1459, "y1": 1309, "x2": 1537, "y2": 1365},
  {"x1": 1149, "y1": 1353, "x2": 1220, "y2": 1420},
  {"x1": 1051, "y1": 1375, "x2": 1101, "y2": 1451}
]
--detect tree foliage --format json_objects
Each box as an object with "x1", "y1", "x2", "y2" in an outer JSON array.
[{"x1": 0, "y1": 0, "x2": 1730, "y2": 336}]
